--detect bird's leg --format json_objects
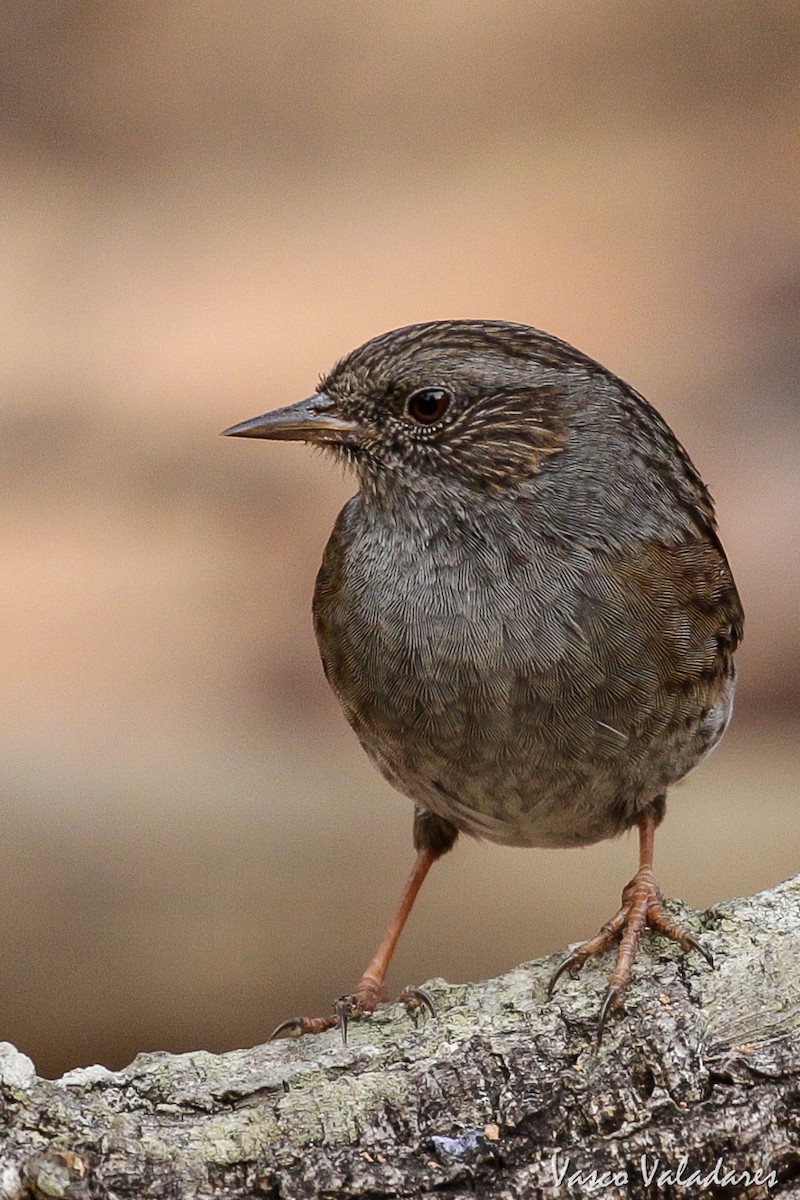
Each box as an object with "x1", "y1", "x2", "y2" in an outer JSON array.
[
  {"x1": 548, "y1": 805, "x2": 712, "y2": 1041},
  {"x1": 331, "y1": 845, "x2": 440, "y2": 1040},
  {"x1": 271, "y1": 810, "x2": 457, "y2": 1041}
]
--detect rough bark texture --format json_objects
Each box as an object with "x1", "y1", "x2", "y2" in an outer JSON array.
[{"x1": 2, "y1": 878, "x2": 800, "y2": 1200}]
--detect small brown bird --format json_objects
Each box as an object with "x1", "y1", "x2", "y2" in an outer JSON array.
[{"x1": 223, "y1": 320, "x2": 743, "y2": 1041}]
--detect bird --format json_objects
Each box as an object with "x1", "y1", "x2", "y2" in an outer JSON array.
[{"x1": 223, "y1": 319, "x2": 743, "y2": 1042}]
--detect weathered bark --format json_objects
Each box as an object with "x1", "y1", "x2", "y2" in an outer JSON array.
[{"x1": 2, "y1": 878, "x2": 799, "y2": 1200}]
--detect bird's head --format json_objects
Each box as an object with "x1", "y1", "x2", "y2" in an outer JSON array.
[{"x1": 222, "y1": 321, "x2": 588, "y2": 494}]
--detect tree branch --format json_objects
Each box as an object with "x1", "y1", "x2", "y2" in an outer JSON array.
[{"x1": 2, "y1": 878, "x2": 800, "y2": 1199}]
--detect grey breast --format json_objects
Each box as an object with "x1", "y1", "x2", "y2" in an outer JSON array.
[{"x1": 313, "y1": 490, "x2": 734, "y2": 850}]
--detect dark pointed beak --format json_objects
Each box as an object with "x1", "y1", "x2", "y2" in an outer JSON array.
[{"x1": 221, "y1": 393, "x2": 358, "y2": 443}]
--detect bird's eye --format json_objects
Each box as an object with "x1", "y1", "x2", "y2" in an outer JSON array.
[{"x1": 406, "y1": 387, "x2": 452, "y2": 425}]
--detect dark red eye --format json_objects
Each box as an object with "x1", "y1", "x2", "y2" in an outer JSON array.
[{"x1": 406, "y1": 387, "x2": 452, "y2": 425}]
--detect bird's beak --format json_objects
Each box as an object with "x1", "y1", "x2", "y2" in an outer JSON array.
[{"x1": 221, "y1": 393, "x2": 359, "y2": 443}]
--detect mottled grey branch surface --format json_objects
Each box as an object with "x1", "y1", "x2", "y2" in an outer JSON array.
[{"x1": 2, "y1": 878, "x2": 800, "y2": 1200}]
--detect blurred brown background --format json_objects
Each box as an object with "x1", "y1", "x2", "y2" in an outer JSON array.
[{"x1": 2, "y1": 1, "x2": 799, "y2": 1079}]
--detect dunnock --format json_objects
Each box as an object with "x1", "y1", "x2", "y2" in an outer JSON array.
[{"x1": 224, "y1": 320, "x2": 743, "y2": 1041}]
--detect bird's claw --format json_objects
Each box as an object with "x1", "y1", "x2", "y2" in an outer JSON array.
[
  {"x1": 398, "y1": 984, "x2": 437, "y2": 1022},
  {"x1": 333, "y1": 992, "x2": 373, "y2": 1044},
  {"x1": 547, "y1": 951, "x2": 586, "y2": 997},
  {"x1": 596, "y1": 986, "x2": 622, "y2": 1046},
  {"x1": 685, "y1": 934, "x2": 714, "y2": 970},
  {"x1": 269, "y1": 1014, "x2": 338, "y2": 1040}
]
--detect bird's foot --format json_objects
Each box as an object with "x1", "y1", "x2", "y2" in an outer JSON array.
[
  {"x1": 270, "y1": 984, "x2": 435, "y2": 1044},
  {"x1": 548, "y1": 865, "x2": 713, "y2": 1043},
  {"x1": 269, "y1": 1013, "x2": 338, "y2": 1039}
]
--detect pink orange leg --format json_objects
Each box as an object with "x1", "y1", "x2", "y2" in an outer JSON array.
[
  {"x1": 271, "y1": 845, "x2": 441, "y2": 1042},
  {"x1": 548, "y1": 810, "x2": 712, "y2": 1041}
]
